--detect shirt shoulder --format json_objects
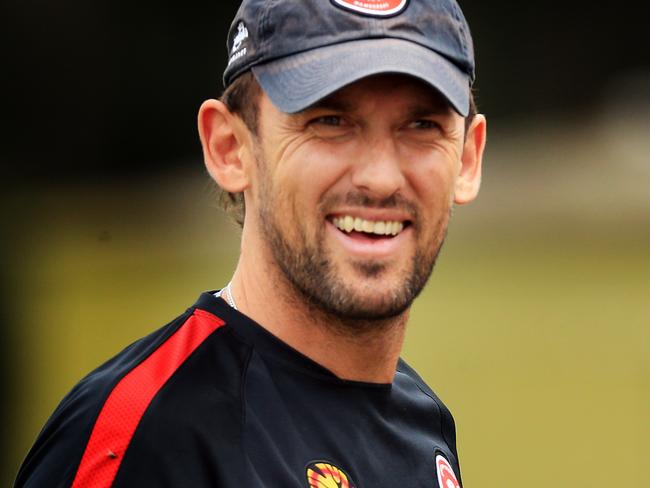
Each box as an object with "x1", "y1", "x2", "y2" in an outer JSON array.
[
  {"x1": 396, "y1": 358, "x2": 462, "y2": 479},
  {"x1": 14, "y1": 303, "x2": 250, "y2": 488}
]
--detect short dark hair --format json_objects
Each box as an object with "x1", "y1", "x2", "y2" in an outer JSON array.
[
  {"x1": 216, "y1": 72, "x2": 478, "y2": 226},
  {"x1": 220, "y1": 71, "x2": 262, "y2": 136}
]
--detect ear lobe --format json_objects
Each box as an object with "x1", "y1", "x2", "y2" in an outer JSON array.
[
  {"x1": 454, "y1": 114, "x2": 486, "y2": 205},
  {"x1": 198, "y1": 99, "x2": 250, "y2": 193}
]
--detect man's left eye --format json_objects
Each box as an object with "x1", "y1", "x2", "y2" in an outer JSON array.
[
  {"x1": 312, "y1": 115, "x2": 343, "y2": 126},
  {"x1": 409, "y1": 119, "x2": 441, "y2": 130}
]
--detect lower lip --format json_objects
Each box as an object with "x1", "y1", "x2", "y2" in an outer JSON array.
[{"x1": 326, "y1": 221, "x2": 411, "y2": 259}]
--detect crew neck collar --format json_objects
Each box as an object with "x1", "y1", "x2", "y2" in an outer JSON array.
[{"x1": 193, "y1": 291, "x2": 393, "y2": 389}]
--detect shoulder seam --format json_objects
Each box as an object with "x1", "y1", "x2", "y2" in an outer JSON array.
[
  {"x1": 398, "y1": 368, "x2": 460, "y2": 467},
  {"x1": 70, "y1": 309, "x2": 225, "y2": 488}
]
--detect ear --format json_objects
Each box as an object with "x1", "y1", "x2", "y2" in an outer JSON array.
[
  {"x1": 197, "y1": 99, "x2": 251, "y2": 193},
  {"x1": 454, "y1": 114, "x2": 487, "y2": 205}
]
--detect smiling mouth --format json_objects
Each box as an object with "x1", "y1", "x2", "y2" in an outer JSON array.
[{"x1": 330, "y1": 215, "x2": 409, "y2": 237}]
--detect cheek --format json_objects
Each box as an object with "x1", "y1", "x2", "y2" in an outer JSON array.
[
  {"x1": 405, "y1": 156, "x2": 458, "y2": 208},
  {"x1": 279, "y1": 143, "x2": 351, "y2": 201}
]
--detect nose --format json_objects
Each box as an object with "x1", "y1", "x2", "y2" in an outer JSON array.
[{"x1": 350, "y1": 138, "x2": 406, "y2": 199}]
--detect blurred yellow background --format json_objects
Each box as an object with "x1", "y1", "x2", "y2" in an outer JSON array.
[
  {"x1": 4, "y1": 107, "x2": 648, "y2": 486},
  {"x1": 4, "y1": 0, "x2": 650, "y2": 484}
]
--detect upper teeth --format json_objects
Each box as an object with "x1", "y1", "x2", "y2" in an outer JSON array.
[{"x1": 332, "y1": 216, "x2": 405, "y2": 236}]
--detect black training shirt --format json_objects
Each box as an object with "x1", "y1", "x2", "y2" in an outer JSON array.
[{"x1": 15, "y1": 292, "x2": 463, "y2": 487}]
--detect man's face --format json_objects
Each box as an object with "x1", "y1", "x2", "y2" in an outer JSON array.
[{"x1": 247, "y1": 74, "x2": 468, "y2": 321}]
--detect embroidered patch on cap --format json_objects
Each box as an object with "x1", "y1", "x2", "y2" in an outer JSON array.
[
  {"x1": 435, "y1": 454, "x2": 461, "y2": 488},
  {"x1": 331, "y1": 0, "x2": 409, "y2": 17},
  {"x1": 306, "y1": 461, "x2": 357, "y2": 488},
  {"x1": 228, "y1": 21, "x2": 249, "y2": 66}
]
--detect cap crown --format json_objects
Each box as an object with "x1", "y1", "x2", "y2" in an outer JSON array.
[{"x1": 223, "y1": 0, "x2": 474, "y2": 88}]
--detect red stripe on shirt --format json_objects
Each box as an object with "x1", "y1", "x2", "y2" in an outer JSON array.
[{"x1": 71, "y1": 308, "x2": 225, "y2": 488}]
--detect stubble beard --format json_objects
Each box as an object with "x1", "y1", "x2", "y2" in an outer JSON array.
[{"x1": 257, "y1": 171, "x2": 450, "y2": 330}]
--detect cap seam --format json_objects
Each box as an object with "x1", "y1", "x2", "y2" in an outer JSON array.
[
  {"x1": 259, "y1": 0, "x2": 281, "y2": 56},
  {"x1": 253, "y1": 0, "x2": 273, "y2": 77},
  {"x1": 451, "y1": 2, "x2": 467, "y2": 54},
  {"x1": 450, "y1": 2, "x2": 471, "y2": 77}
]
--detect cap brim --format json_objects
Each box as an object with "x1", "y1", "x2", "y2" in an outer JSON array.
[{"x1": 251, "y1": 38, "x2": 470, "y2": 116}]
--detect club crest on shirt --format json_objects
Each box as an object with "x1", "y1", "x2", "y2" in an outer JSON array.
[
  {"x1": 306, "y1": 461, "x2": 357, "y2": 488},
  {"x1": 331, "y1": 0, "x2": 409, "y2": 17},
  {"x1": 435, "y1": 454, "x2": 461, "y2": 488}
]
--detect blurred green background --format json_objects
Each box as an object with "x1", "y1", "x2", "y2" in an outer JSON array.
[{"x1": 3, "y1": 1, "x2": 649, "y2": 486}]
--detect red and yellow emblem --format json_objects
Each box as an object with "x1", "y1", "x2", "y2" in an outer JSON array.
[
  {"x1": 306, "y1": 461, "x2": 356, "y2": 488},
  {"x1": 331, "y1": 0, "x2": 409, "y2": 17}
]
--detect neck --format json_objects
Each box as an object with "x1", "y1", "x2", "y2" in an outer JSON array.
[{"x1": 227, "y1": 232, "x2": 409, "y2": 384}]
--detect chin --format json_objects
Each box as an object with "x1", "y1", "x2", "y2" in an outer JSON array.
[{"x1": 310, "y1": 278, "x2": 415, "y2": 322}]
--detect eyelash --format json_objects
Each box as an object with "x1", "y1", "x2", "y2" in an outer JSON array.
[
  {"x1": 312, "y1": 115, "x2": 344, "y2": 126},
  {"x1": 309, "y1": 116, "x2": 443, "y2": 132},
  {"x1": 411, "y1": 119, "x2": 442, "y2": 130}
]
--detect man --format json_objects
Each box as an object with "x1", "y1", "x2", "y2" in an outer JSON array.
[{"x1": 16, "y1": 0, "x2": 486, "y2": 486}]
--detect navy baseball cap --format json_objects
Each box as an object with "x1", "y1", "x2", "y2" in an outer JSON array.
[{"x1": 223, "y1": 0, "x2": 475, "y2": 116}]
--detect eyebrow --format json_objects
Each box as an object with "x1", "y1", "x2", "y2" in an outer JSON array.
[
  {"x1": 297, "y1": 97, "x2": 356, "y2": 115},
  {"x1": 405, "y1": 96, "x2": 454, "y2": 117}
]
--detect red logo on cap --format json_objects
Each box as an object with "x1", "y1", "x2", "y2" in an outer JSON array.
[
  {"x1": 331, "y1": 0, "x2": 408, "y2": 17},
  {"x1": 436, "y1": 455, "x2": 460, "y2": 488}
]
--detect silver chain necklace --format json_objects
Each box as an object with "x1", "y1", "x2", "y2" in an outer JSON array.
[{"x1": 222, "y1": 281, "x2": 238, "y2": 310}]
